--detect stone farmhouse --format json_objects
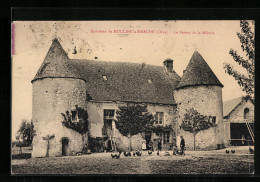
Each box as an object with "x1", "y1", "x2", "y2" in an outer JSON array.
[{"x1": 31, "y1": 38, "x2": 226, "y2": 157}]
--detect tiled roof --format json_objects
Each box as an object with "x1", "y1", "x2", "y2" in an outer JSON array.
[
  {"x1": 175, "y1": 51, "x2": 223, "y2": 89},
  {"x1": 33, "y1": 38, "x2": 85, "y2": 82},
  {"x1": 32, "y1": 39, "x2": 181, "y2": 105},
  {"x1": 223, "y1": 97, "x2": 243, "y2": 117}
]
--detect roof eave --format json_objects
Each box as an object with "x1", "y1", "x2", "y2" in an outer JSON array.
[
  {"x1": 31, "y1": 76, "x2": 86, "y2": 84},
  {"x1": 87, "y1": 99, "x2": 177, "y2": 106},
  {"x1": 174, "y1": 83, "x2": 224, "y2": 90}
]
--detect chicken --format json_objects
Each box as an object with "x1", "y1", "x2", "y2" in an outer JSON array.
[
  {"x1": 136, "y1": 150, "x2": 142, "y2": 156},
  {"x1": 231, "y1": 149, "x2": 235, "y2": 154},
  {"x1": 123, "y1": 151, "x2": 128, "y2": 157},
  {"x1": 157, "y1": 151, "x2": 159, "y2": 156},
  {"x1": 249, "y1": 147, "x2": 254, "y2": 154},
  {"x1": 226, "y1": 150, "x2": 230, "y2": 154},
  {"x1": 115, "y1": 153, "x2": 121, "y2": 159},
  {"x1": 111, "y1": 152, "x2": 121, "y2": 159},
  {"x1": 133, "y1": 152, "x2": 136, "y2": 157},
  {"x1": 148, "y1": 151, "x2": 152, "y2": 155}
]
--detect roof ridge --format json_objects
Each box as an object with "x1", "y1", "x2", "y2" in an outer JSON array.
[{"x1": 71, "y1": 58, "x2": 165, "y2": 68}]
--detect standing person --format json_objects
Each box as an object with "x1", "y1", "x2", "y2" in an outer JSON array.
[
  {"x1": 150, "y1": 140, "x2": 154, "y2": 151},
  {"x1": 107, "y1": 140, "x2": 112, "y2": 152},
  {"x1": 158, "y1": 139, "x2": 162, "y2": 152},
  {"x1": 241, "y1": 135, "x2": 245, "y2": 145},
  {"x1": 180, "y1": 136, "x2": 185, "y2": 156}
]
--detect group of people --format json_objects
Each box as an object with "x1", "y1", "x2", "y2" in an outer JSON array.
[{"x1": 142, "y1": 136, "x2": 186, "y2": 155}]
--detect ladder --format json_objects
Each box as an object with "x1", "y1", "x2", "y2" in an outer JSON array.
[{"x1": 245, "y1": 120, "x2": 254, "y2": 143}]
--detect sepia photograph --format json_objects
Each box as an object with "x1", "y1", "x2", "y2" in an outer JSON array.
[{"x1": 11, "y1": 20, "x2": 255, "y2": 175}]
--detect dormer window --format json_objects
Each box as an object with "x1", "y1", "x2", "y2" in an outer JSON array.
[{"x1": 102, "y1": 75, "x2": 107, "y2": 81}]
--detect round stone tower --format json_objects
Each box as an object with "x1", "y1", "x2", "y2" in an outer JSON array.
[
  {"x1": 31, "y1": 39, "x2": 87, "y2": 157},
  {"x1": 173, "y1": 51, "x2": 224, "y2": 150}
]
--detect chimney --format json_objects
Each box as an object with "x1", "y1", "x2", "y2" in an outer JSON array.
[
  {"x1": 163, "y1": 59, "x2": 173, "y2": 72},
  {"x1": 183, "y1": 69, "x2": 186, "y2": 75}
]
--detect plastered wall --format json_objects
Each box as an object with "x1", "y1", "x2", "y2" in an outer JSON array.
[
  {"x1": 32, "y1": 78, "x2": 87, "y2": 157},
  {"x1": 174, "y1": 85, "x2": 224, "y2": 150}
]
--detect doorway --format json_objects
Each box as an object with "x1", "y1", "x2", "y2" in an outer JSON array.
[
  {"x1": 61, "y1": 138, "x2": 69, "y2": 156},
  {"x1": 230, "y1": 123, "x2": 254, "y2": 146},
  {"x1": 145, "y1": 131, "x2": 152, "y2": 150}
]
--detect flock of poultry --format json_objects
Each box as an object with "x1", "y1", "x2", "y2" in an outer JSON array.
[
  {"x1": 111, "y1": 150, "x2": 178, "y2": 159},
  {"x1": 111, "y1": 147, "x2": 254, "y2": 159},
  {"x1": 111, "y1": 150, "x2": 143, "y2": 159},
  {"x1": 225, "y1": 147, "x2": 254, "y2": 154}
]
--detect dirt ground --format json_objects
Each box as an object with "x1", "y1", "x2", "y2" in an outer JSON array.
[{"x1": 11, "y1": 146, "x2": 254, "y2": 175}]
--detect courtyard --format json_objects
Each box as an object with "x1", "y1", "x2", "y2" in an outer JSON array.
[{"x1": 11, "y1": 146, "x2": 254, "y2": 175}]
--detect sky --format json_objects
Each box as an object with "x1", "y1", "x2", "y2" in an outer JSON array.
[{"x1": 11, "y1": 20, "x2": 253, "y2": 140}]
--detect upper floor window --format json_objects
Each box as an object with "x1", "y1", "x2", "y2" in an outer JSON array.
[
  {"x1": 244, "y1": 108, "x2": 250, "y2": 119},
  {"x1": 208, "y1": 116, "x2": 216, "y2": 124},
  {"x1": 155, "y1": 112, "x2": 164, "y2": 125},
  {"x1": 104, "y1": 109, "x2": 115, "y2": 119}
]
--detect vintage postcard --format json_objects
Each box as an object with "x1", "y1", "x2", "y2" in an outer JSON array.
[{"x1": 11, "y1": 20, "x2": 255, "y2": 174}]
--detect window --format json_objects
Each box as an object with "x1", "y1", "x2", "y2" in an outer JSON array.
[
  {"x1": 155, "y1": 112, "x2": 164, "y2": 125},
  {"x1": 244, "y1": 108, "x2": 250, "y2": 119},
  {"x1": 163, "y1": 131, "x2": 170, "y2": 143},
  {"x1": 104, "y1": 109, "x2": 115, "y2": 119},
  {"x1": 103, "y1": 109, "x2": 115, "y2": 136},
  {"x1": 212, "y1": 116, "x2": 216, "y2": 124},
  {"x1": 208, "y1": 116, "x2": 216, "y2": 124}
]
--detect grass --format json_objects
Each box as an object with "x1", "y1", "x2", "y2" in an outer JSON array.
[
  {"x1": 11, "y1": 152, "x2": 254, "y2": 175},
  {"x1": 148, "y1": 155, "x2": 254, "y2": 174}
]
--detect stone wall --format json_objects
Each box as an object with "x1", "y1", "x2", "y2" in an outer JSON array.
[
  {"x1": 32, "y1": 78, "x2": 87, "y2": 157},
  {"x1": 223, "y1": 99, "x2": 254, "y2": 145},
  {"x1": 174, "y1": 85, "x2": 224, "y2": 150},
  {"x1": 86, "y1": 101, "x2": 176, "y2": 151}
]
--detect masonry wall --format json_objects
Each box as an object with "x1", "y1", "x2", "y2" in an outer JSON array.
[
  {"x1": 32, "y1": 78, "x2": 87, "y2": 157},
  {"x1": 86, "y1": 101, "x2": 176, "y2": 151},
  {"x1": 174, "y1": 85, "x2": 224, "y2": 150},
  {"x1": 223, "y1": 99, "x2": 254, "y2": 145}
]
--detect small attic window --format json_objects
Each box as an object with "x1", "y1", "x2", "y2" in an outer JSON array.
[
  {"x1": 148, "y1": 79, "x2": 152, "y2": 83},
  {"x1": 102, "y1": 75, "x2": 107, "y2": 81}
]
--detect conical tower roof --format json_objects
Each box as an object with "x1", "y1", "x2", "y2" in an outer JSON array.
[
  {"x1": 32, "y1": 38, "x2": 84, "y2": 82},
  {"x1": 175, "y1": 51, "x2": 223, "y2": 89}
]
